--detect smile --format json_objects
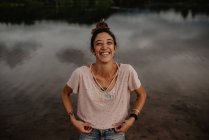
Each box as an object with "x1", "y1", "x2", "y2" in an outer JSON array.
[{"x1": 100, "y1": 52, "x2": 110, "y2": 56}]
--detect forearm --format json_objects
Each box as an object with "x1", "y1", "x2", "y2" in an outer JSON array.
[
  {"x1": 61, "y1": 85, "x2": 75, "y2": 121},
  {"x1": 61, "y1": 93, "x2": 73, "y2": 113},
  {"x1": 61, "y1": 86, "x2": 92, "y2": 133},
  {"x1": 132, "y1": 86, "x2": 147, "y2": 115},
  {"x1": 114, "y1": 88, "x2": 147, "y2": 132}
]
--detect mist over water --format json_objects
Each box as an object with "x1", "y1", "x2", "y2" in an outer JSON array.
[{"x1": 0, "y1": 9, "x2": 209, "y2": 139}]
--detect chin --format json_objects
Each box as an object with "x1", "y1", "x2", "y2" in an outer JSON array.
[{"x1": 97, "y1": 58, "x2": 113, "y2": 64}]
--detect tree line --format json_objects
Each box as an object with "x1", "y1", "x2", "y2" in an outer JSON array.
[
  {"x1": 0, "y1": 0, "x2": 112, "y2": 8},
  {"x1": 0, "y1": 0, "x2": 208, "y2": 8},
  {"x1": 0, "y1": 0, "x2": 208, "y2": 24}
]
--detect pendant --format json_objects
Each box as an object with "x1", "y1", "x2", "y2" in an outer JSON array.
[{"x1": 104, "y1": 92, "x2": 113, "y2": 100}]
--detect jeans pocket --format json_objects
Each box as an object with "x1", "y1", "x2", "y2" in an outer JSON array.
[
  {"x1": 106, "y1": 129, "x2": 125, "y2": 140},
  {"x1": 79, "y1": 129, "x2": 99, "y2": 140}
]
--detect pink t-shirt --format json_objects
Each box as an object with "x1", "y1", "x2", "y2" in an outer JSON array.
[{"x1": 67, "y1": 63, "x2": 141, "y2": 129}]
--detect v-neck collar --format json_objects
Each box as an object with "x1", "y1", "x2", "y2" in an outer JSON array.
[{"x1": 88, "y1": 63, "x2": 120, "y2": 93}]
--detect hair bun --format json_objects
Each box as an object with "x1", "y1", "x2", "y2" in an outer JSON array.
[{"x1": 91, "y1": 19, "x2": 110, "y2": 34}]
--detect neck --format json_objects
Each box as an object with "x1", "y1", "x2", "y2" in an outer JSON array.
[{"x1": 93, "y1": 61, "x2": 115, "y2": 77}]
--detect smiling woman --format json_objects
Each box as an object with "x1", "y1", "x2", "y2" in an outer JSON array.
[
  {"x1": 91, "y1": 20, "x2": 117, "y2": 65},
  {"x1": 92, "y1": 32, "x2": 116, "y2": 64},
  {"x1": 61, "y1": 19, "x2": 147, "y2": 140}
]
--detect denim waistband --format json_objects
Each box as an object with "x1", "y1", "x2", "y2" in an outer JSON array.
[
  {"x1": 93, "y1": 128, "x2": 115, "y2": 134},
  {"x1": 79, "y1": 128, "x2": 125, "y2": 140}
]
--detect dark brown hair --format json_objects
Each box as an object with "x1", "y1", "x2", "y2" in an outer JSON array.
[{"x1": 90, "y1": 20, "x2": 117, "y2": 52}]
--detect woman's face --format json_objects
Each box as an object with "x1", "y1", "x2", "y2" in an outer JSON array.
[{"x1": 93, "y1": 32, "x2": 116, "y2": 63}]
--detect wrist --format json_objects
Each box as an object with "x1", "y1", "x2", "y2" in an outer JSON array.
[
  {"x1": 131, "y1": 108, "x2": 140, "y2": 115},
  {"x1": 68, "y1": 112, "x2": 76, "y2": 122},
  {"x1": 129, "y1": 113, "x2": 138, "y2": 121}
]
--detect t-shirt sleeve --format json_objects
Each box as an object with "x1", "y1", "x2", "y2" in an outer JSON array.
[
  {"x1": 66, "y1": 68, "x2": 80, "y2": 94},
  {"x1": 128, "y1": 65, "x2": 141, "y2": 92}
]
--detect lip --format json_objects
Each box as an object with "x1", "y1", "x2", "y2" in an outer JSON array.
[{"x1": 99, "y1": 52, "x2": 110, "y2": 56}]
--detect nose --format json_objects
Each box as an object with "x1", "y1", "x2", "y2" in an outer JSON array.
[{"x1": 101, "y1": 43, "x2": 108, "y2": 49}]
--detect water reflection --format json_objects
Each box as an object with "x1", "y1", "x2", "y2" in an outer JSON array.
[
  {"x1": 57, "y1": 48, "x2": 91, "y2": 66},
  {"x1": 0, "y1": 9, "x2": 209, "y2": 140},
  {"x1": 0, "y1": 41, "x2": 39, "y2": 68},
  {"x1": 0, "y1": 9, "x2": 208, "y2": 100},
  {"x1": 109, "y1": 10, "x2": 209, "y2": 93}
]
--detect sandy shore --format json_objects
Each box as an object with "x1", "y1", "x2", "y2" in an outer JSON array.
[{"x1": 0, "y1": 82, "x2": 208, "y2": 140}]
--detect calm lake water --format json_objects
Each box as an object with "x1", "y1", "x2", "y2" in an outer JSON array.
[{"x1": 0, "y1": 9, "x2": 209, "y2": 140}]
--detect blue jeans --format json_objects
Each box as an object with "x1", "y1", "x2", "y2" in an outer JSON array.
[{"x1": 79, "y1": 128, "x2": 125, "y2": 140}]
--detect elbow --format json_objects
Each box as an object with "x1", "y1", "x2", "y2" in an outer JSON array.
[
  {"x1": 61, "y1": 84, "x2": 72, "y2": 97},
  {"x1": 137, "y1": 91, "x2": 146, "y2": 100},
  {"x1": 142, "y1": 86, "x2": 147, "y2": 100},
  {"x1": 136, "y1": 85, "x2": 147, "y2": 100},
  {"x1": 61, "y1": 90, "x2": 70, "y2": 98}
]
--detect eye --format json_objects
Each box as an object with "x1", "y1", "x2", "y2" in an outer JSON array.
[
  {"x1": 107, "y1": 41, "x2": 113, "y2": 45},
  {"x1": 96, "y1": 42, "x2": 103, "y2": 46}
]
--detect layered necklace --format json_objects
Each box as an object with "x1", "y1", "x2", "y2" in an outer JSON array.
[{"x1": 90, "y1": 63, "x2": 119, "y2": 100}]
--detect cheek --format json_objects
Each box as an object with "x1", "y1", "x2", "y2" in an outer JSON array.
[
  {"x1": 93, "y1": 46, "x2": 100, "y2": 52},
  {"x1": 91, "y1": 45, "x2": 99, "y2": 52}
]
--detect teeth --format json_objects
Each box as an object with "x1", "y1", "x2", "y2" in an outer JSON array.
[{"x1": 101, "y1": 52, "x2": 109, "y2": 55}]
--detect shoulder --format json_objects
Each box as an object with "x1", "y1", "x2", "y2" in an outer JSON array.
[
  {"x1": 119, "y1": 63, "x2": 134, "y2": 71},
  {"x1": 71, "y1": 65, "x2": 89, "y2": 75}
]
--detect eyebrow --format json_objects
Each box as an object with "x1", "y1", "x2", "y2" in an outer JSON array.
[
  {"x1": 107, "y1": 39, "x2": 114, "y2": 41},
  {"x1": 95, "y1": 39, "x2": 113, "y2": 43}
]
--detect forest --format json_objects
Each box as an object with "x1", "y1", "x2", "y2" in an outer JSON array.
[
  {"x1": 0, "y1": 0, "x2": 208, "y2": 8},
  {"x1": 0, "y1": 0, "x2": 208, "y2": 24}
]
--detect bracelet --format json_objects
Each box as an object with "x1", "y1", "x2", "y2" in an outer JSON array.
[
  {"x1": 129, "y1": 113, "x2": 138, "y2": 120},
  {"x1": 68, "y1": 112, "x2": 74, "y2": 117},
  {"x1": 132, "y1": 109, "x2": 140, "y2": 114}
]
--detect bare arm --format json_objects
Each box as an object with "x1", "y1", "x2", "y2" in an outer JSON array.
[
  {"x1": 132, "y1": 85, "x2": 147, "y2": 115},
  {"x1": 114, "y1": 85, "x2": 147, "y2": 132},
  {"x1": 61, "y1": 84, "x2": 74, "y2": 116},
  {"x1": 61, "y1": 84, "x2": 92, "y2": 133}
]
